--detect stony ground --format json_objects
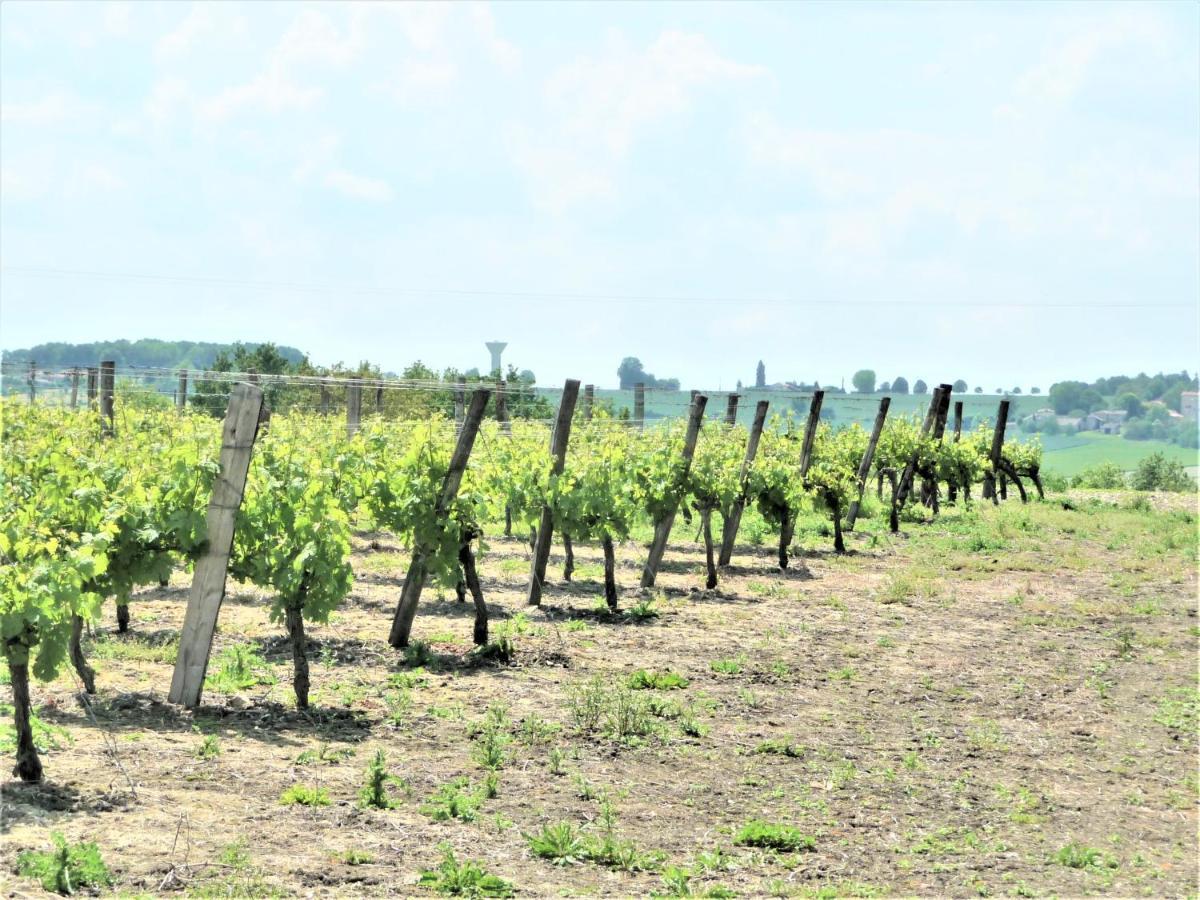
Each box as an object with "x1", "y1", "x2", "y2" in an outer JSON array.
[{"x1": 2, "y1": 492, "x2": 1198, "y2": 898}]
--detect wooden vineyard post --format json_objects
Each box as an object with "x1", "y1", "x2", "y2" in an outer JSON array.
[
  {"x1": 99, "y1": 360, "x2": 115, "y2": 435},
  {"x1": 640, "y1": 394, "x2": 707, "y2": 588},
  {"x1": 177, "y1": 370, "x2": 189, "y2": 411},
  {"x1": 528, "y1": 380, "x2": 581, "y2": 606},
  {"x1": 374, "y1": 385, "x2": 384, "y2": 416},
  {"x1": 583, "y1": 384, "x2": 594, "y2": 421},
  {"x1": 634, "y1": 382, "x2": 645, "y2": 431},
  {"x1": 496, "y1": 380, "x2": 510, "y2": 433},
  {"x1": 454, "y1": 379, "x2": 465, "y2": 434},
  {"x1": 390, "y1": 389, "x2": 491, "y2": 647},
  {"x1": 725, "y1": 393, "x2": 740, "y2": 426},
  {"x1": 717, "y1": 399, "x2": 769, "y2": 566},
  {"x1": 982, "y1": 400, "x2": 1010, "y2": 504},
  {"x1": 346, "y1": 378, "x2": 362, "y2": 438},
  {"x1": 845, "y1": 396, "x2": 891, "y2": 530},
  {"x1": 69, "y1": 369, "x2": 80, "y2": 410},
  {"x1": 798, "y1": 390, "x2": 825, "y2": 476},
  {"x1": 86, "y1": 367, "x2": 98, "y2": 408},
  {"x1": 953, "y1": 401, "x2": 963, "y2": 441},
  {"x1": 27, "y1": 360, "x2": 35, "y2": 404},
  {"x1": 168, "y1": 383, "x2": 264, "y2": 708},
  {"x1": 319, "y1": 382, "x2": 330, "y2": 416},
  {"x1": 931, "y1": 385, "x2": 953, "y2": 442}
]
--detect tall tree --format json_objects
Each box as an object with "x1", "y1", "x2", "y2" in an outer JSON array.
[
  {"x1": 851, "y1": 369, "x2": 876, "y2": 393},
  {"x1": 755, "y1": 360, "x2": 766, "y2": 388},
  {"x1": 913, "y1": 379, "x2": 928, "y2": 394},
  {"x1": 617, "y1": 357, "x2": 646, "y2": 389},
  {"x1": 953, "y1": 379, "x2": 968, "y2": 393},
  {"x1": 892, "y1": 377, "x2": 910, "y2": 394}
]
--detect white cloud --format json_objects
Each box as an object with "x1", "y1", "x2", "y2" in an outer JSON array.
[
  {"x1": 102, "y1": 3, "x2": 132, "y2": 37},
  {"x1": 0, "y1": 92, "x2": 82, "y2": 125},
  {"x1": 154, "y1": 4, "x2": 247, "y2": 61},
  {"x1": 323, "y1": 169, "x2": 393, "y2": 203},
  {"x1": 512, "y1": 30, "x2": 763, "y2": 212},
  {"x1": 469, "y1": 3, "x2": 521, "y2": 72}
]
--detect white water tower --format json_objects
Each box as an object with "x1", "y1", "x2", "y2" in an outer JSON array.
[{"x1": 486, "y1": 341, "x2": 507, "y2": 375}]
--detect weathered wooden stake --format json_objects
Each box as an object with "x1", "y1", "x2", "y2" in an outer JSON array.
[
  {"x1": 798, "y1": 391, "x2": 825, "y2": 476},
  {"x1": 845, "y1": 396, "x2": 891, "y2": 530},
  {"x1": 931, "y1": 384, "x2": 953, "y2": 442},
  {"x1": 69, "y1": 369, "x2": 80, "y2": 410},
  {"x1": 320, "y1": 383, "x2": 330, "y2": 416},
  {"x1": 528, "y1": 380, "x2": 581, "y2": 605},
  {"x1": 168, "y1": 383, "x2": 264, "y2": 708},
  {"x1": 982, "y1": 400, "x2": 1010, "y2": 504},
  {"x1": 953, "y1": 401, "x2": 963, "y2": 441},
  {"x1": 718, "y1": 400, "x2": 769, "y2": 566},
  {"x1": 346, "y1": 378, "x2": 362, "y2": 438},
  {"x1": 583, "y1": 384, "x2": 594, "y2": 421},
  {"x1": 390, "y1": 390, "x2": 491, "y2": 646},
  {"x1": 640, "y1": 395, "x2": 707, "y2": 588},
  {"x1": 27, "y1": 360, "x2": 35, "y2": 404},
  {"x1": 177, "y1": 370, "x2": 189, "y2": 411},
  {"x1": 454, "y1": 379, "x2": 466, "y2": 434},
  {"x1": 374, "y1": 385, "x2": 384, "y2": 415},
  {"x1": 634, "y1": 382, "x2": 645, "y2": 431},
  {"x1": 86, "y1": 367, "x2": 98, "y2": 408},
  {"x1": 99, "y1": 360, "x2": 115, "y2": 435},
  {"x1": 725, "y1": 393, "x2": 739, "y2": 426}
]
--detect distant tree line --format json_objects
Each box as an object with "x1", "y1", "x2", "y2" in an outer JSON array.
[{"x1": 617, "y1": 357, "x2": 679, "y2": 391}]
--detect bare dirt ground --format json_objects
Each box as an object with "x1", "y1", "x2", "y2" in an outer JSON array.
[{"x1": 3, "y1": 497, "x2": 1198, "y2": 898}]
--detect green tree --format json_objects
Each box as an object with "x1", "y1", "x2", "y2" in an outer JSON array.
[
  {"x1": 851, "y1": 369, "x2": 876, "y2": 393},
  {"x1": 913, "y1": 379, "x2": 928, "y2": 394},
  {"x1": 755, "y1": 360, "x2": 766, "y2": 388},
  {"x1": 1116, "y1": 392, "x2": 1145, "y2": 419},
  {"x1": 892, "y1": 377, "x2": 909, "y2": 394},
  {"x1": 953, "y1": 379, "x2": 968, "y2": 393},
  {"x1": 617, "y1": 357, "x2": 646, "y2": 389}
]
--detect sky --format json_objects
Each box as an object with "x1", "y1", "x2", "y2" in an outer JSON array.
[{"x1": 1, "y1": 0, "x2": 1197, "y2": 392}]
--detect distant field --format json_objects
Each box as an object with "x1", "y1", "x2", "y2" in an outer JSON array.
[{"x1": 1038, "y1": 432, "x2": 1198, "y2": 477}]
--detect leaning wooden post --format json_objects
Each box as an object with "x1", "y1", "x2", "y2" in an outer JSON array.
[
  {"x1": 982, "y1": 400, "x2": 1010, "y2": 504},
  {"x1": 640, "y1": 394, "x2": 708, "y2": 588},
  {"x1": 346, "y1": 378, "x2": 362, "y2": 438},
  {"x1": 69, "y1": 369, "x2": 80, "y2": 410},
  {"x1": 528, "y1": 380, "x2": 581, "y2": 606},
  {"x1": 168, "y1": 383, "x2": 264, "y2": 708},
  {"x1": 86, "y1": 367, "x2": 98, "y2": 408},
  {"x1": 634, "y1": 382, "x2": 645, "y2": 431},
  {"x1": 798, "y1": 390, "x2": 825, "y2": 476},
  {"x1": 931, "y1": 385, "x2": 953, "y2": 442},
  {"x1": 99, "y1": 360, "x2": 115, "y2": 435},
  {"x1": 390, "y1": 389, "x2": 491, "y2": 647},
  {"x1": 725, "y1": 393, "x2": 740, "y2": 426},
  {"x1": 953, "y1": 401, "x2": 963, "y2": 441},
  {"x1": 845, "y1": 396, "x2": 891, "y2": 530},
  {"x1": 718, "y1": 399, "x2": 769, "y2": 566},
  {"x1": 176, "y1": 369, "x2": 189, "y2": 411},
  {"x1": 583, "y1": 384, "x2": 594, "y2": 421}
]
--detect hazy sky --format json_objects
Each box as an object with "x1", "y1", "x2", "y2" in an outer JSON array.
[{"x1": 2, "y1": 1, "x2": 1197, "y2": 390}]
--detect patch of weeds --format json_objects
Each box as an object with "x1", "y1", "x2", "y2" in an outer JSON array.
[
  {"x1": 189, "y1": 839, "x2": 280, "y2": 899},
  {"x1": 418, "y1": 844, "x2": 514, "y2": 897},
  {"x1": 294, "y1": 743, "x2": 355, "y2": 766},
  {"x1": 709, "y1": 656, "x2": 745, "y2": 676},
  {"x1": 1054, "y1": 842, "x2": 1118, "y2": 870},
  {"x1": 564, "y1": 619, "x2": 592, "y2": 633},
  {"x1": 196, "y1": 734, "x2": 221, "y2": 760},
  {"x1": 205, "y1": 645, "x2": 276, "y2": 693},
  {"x1": 548, "y1": 747, "x2": 566, "y2": 775},
  {"x1": 829, "y1": 760, "x2": 858, "y2": 790},
  {"x1": 1153, "y1": 688, "x2": 1198, "y2": 734},
  {"x1": 339, "y1": 849, "x2": 375, "y2": 865},
  {"x1": 574, "y1": 775, "x2": 603, "y2": 801},
  {"x1": 422, "y1": 777, "x2": 486, "y2": 822},
  {"x1": 473, "y1": 728, "x2": 509, "y2": 771},
  {"x1": 16, "y1": 832, "x2": 113, "y2": 895},
  {"x1": 475, "y1": 634, "x2": 515, "y2": 665},
  {"x1": 428, "y1": 703, "x2": 465, "y2": 720},
  {"x1": 279, "y1": 784, "x2": 331, "y2": 807},
  {"x1": 829, "y1": 666, "x2": 858, "y2": 682},
  {"x1": 734, "y1": 820, "x2": 816, "y2": 853},
  {"x1": 966, "y1": 719, "x2": 1009, "y2": 753},
  {"x1": 91, "y1": 630, "x2": 179, "y2": 664},
  {"x1": 524, "y1": 821, "x2": 589, "y2": 866},
  {"x1": 382, "y1": 686, "x2": 414, "y2": 724},
  {"x1": 753, "y1": 739, "x2": 805, "y2": 758},
  {"x1": 403, "y1": 640, "x2": 434, "y2": 668},
  {"x1": 626, "y1": 596, "x2": 661, "y2": 621},
  {"x1": 587, "y1": 798, "x2": 663, "y2": 871},
  {"x1": 358, "y1": 749, "x2": 407, "y2": 809},
  {"x1": 517, "y1": 714, "x2": 561, "y2": 744},
  {"x1": 388, "y1": 670, "x2": 430, "y2": 689},
  {"x1": 628, "y1": 669, "x2": 689, "y2": 690},
  {"x1": 566, "y1": 676, "x2": 658, "y2": 743}
]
